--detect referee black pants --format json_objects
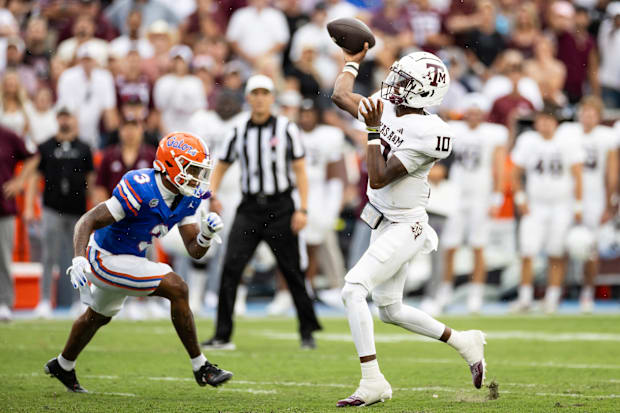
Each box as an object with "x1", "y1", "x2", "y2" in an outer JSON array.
[{"x1": 214, "y1": 194, "x2": 322, "y2": 341}]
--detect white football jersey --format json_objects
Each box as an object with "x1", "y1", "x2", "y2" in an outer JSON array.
[
  {"x1": 189, "y1": 110, "x2": 248, "y2": 197},
  {"x1": 556, "y1": 122, "x2": 616, "y2": 205},
  {"x1": 359, "y1": 93, "x2": 453, "y2": 222},
  {"x1": 302, "y1": 125, "x2": 345, "y2": 189},
  {"x1": 511, "y1": 130, "x2": 585, "y2": 203},
  {"x1": 447, "y1": 121, "x2": 508, "y2": 199}
]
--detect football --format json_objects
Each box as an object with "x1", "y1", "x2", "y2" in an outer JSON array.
[{"x1": 327, "y1": 17, "x2": 376, "y2": 54}]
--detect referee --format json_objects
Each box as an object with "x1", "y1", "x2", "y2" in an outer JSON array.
[{"x1": 202, "y1": 75, "x2": 322, "y2": 349}]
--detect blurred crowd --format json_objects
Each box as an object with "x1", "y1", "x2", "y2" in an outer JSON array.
[{"x1": 1, "y1": 0, "x2": 620, "y2": 321}]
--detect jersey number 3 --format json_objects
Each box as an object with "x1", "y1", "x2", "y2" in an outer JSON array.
[{"x1": 435, "y1": 136, "x2": 451, "y2": 152}]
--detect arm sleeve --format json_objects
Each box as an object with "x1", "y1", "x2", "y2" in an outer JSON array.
[
  {"x1": 104, "y1": 196, "x2": 126, "y2": 222},
  {"x1": 286, "y1": 121, "x2": 305, "y2": 160},
  {"x1": 102, "y1": 72, "x2": 117, "y2": 109},
  {"x1": 567, "y1": 138, "x2": 586, "y2": 165},
  {"x1": 510, "y1": 134, "x2": 529, "y2": 167},
  {"x1": 393, "y1": 149, "x2": 435, "y2": 174},
  {"x1": 218, "y1": 127, "x2": 238, "y2": 162},
  {"x1": 226, "y1": 10, "x2": 242, "y2": 42},
  {"x1": 111, "y1": 173, "x2": 144, "y2": 217},
  {"x1": 494, "y1": 124, "x2": 509, "y2": 147},
  {"x1": 327, "y1": 130, "x2": 345, "y2": 162},
  {"x1": 272, "y1": 10, "x2": 290, "y2": 44}
]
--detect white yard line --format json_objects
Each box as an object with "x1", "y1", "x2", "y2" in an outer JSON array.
[
  {"x1": 92, "y1": 391, "x2": 136, "y2": 397},
  {"x1": 256, "y1": 330, "x2": 620, "y2": 343},
  {"x1": 17, "y1": 371, "x2": 620, "y2": 399}
]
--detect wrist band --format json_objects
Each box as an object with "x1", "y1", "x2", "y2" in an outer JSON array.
[
  {"x1": 368, "y1": 132, "x2": 380, "y2": 141},
  {"x1": 574, "y1": 200, "x2": 583, "y2": 214},
  {"x1": 366, "y1": 126, "x2": 380, "y2": 133},
  {"x1": 367, "y1": 140, "x2": 381, "y2": 146},
  {"x1": 342, "y1": 66, "x2": 358, "y2": 77},
  {"x1": 514, "y1": 191, "x2": 527, "y2": 206},
  {"x1": 299, "y1": 208, "x2": 308, "y2": 215},
  {"x1": 196, "y1": 233, "x2": 212, "y2": 248},
  {"x1": 491, "y1": 192, "x2": 504, "y2": 208},
  {"x1": 345, "y1": 62, "x2": 360, "y2": 70}
]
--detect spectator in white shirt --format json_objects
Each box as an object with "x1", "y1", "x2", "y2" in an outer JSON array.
[
  {"x1": 105, "y1": 0, "x2": 180, "y2": 35},
  {"x1": 108, "y1": 8, "x2": 155, "y2": 59},
  {"x1": 57, "y1": 15, "x2": 109, "y2": 67},
  {"x1": 599, "y1": 2, "x2": 620, "y2": 108},
  {"x1": 226, "y1": 0, "x2": 289, "y2": 69},
  {"x1": 289, "y1": 3, "x2": 340, "y2": 88},
  {"x1": 153, "y1": 45, "x2": 205, "y2": 133},
  {"x1": 325, "y1": 0, "x2": 359, "y2": 21},
  {"x1": 57, "y1": 42, "x2": 118, "y2": 148},
  {"x1": 24, "y1": 87, "x2": 58, "y2": 148}
]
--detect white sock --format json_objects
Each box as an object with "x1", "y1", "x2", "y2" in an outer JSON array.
[
  {"x1": 518, "y1": 284, "x2": 533, "y2": 305},
  {"x1": 580, "y1": 286, "x2": 594, "y2": 301},
  {"x1": 378, "y1": 302, "x2": 445, "y2": 339},
  {"x1": 435, "y1": 282, "x2": 454, "y2": 307},
  {"x1": 342, "y1": 283, "x2": 376, "y2": 357},
  {"x1": 57, "y1": 354, "x2": 76, "y2": 371},
  {"x1": 360, "y1": 359, "x2": 381, "y2": 380},
  {"x1": 446, "y1": 329, "x2": 465, "y2": 351},
  {"x1": 190, "y1": 354, "x2": 207, "y2": 371},
  {"x1": 469, "y1": 283, "x2": 484, "y2": 300},
  {"x1": 545, "y1": 286, "x2": 561, "y2": 306}
]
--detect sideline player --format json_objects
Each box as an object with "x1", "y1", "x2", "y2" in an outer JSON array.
[
  {"x1": 511, "y1": 107, "x2": 585, "y2": 313},
  {"x1": 44, "y1": 132, "x2": 233, "y2": 392},
  {"x1": 433, "y1": 94, "x2": 508, "y2": 314},
  {"x1": 331, "y1": 44, "x2": 486, "y2": 407},
  {"x1": 557, "y1": 96, "x2": 618, "y2": 312}
]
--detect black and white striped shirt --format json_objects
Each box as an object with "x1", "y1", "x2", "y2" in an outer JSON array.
[{"x1": 219, "y1": 114, "x2": 305, "y2": 196}]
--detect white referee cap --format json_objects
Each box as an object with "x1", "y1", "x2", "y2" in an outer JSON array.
[{"x1": 245, "y1": 74, "x2": 274, "y2": 95}]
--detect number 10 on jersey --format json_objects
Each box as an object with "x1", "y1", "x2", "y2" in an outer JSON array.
[{"x1": 435, "y1": 136, "x2": 451, "y2": 152}]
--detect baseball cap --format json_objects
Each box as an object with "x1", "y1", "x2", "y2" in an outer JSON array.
[
  {"x1": 536, "y1": 103, "x2": 562, "y2": 120},
  {"x1": 279, "y1": 90, "x2": 302, "y2": 108},
  {"x1": 459, "y1": 93, "x2": 491, "y2": 113},
  {"x1": 245, "y1": 74, "x2": 274, "y2": 95},
  {"x1": 7, "y1": 36, "x2": 24, "y2": 53},
  {"x1": 56, "y1": 105, "x2": 74, "y2": 116},
  {"x1": 607, "y1": 2, "x2": 620, "y2": 16},
  {"x1": 169, "y1": 45, "x2": 193, "y2": 63}
]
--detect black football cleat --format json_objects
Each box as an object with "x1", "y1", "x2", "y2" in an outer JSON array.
[
  {"x1": 194, "y1": 361, "x2": 233, "y2": 387},
  {"x1": 300, "y1": 335, "x2": 316, "y2": 350},
  {"x1": 44, "y1": 358, "x2": 88, "y2": 393},
  {"x1": 200, "y1": 337, "x2": 236, "y2": 350}
]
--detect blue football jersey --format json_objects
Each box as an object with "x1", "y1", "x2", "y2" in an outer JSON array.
[{"x1": 94, "y1": 169, "x2": 201, "y2": 257}]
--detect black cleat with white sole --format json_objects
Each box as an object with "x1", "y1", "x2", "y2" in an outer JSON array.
[
  {"x1": 44, "y1": 358, "x2": 88, "y2": 393},
  {"x1": 194, "y1": 361, "x2": 233, "y2": 387}
]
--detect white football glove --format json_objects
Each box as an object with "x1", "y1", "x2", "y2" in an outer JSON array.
[
  {"x1": 197, "y1": 211, "x2": 223, "y2": 247},
  {"x1": 67, "y1": 256, "x2": 90, "y2": 288}
]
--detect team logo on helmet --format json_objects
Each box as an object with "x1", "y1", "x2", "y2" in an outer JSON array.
[
  {"x1": 424, "y1": 63, "x2": 447, "y2": 87},
  {"x1": 167, "y1": 135, "x2": 199, "y2": 157}
]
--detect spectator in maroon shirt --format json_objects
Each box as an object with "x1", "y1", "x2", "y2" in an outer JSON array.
[
  {"x1": 180, "y1": 0, "x2": 228, "y2": 46},
  {"x1": 56, "y1": 0, "x2": 118, "y2": 44},
  {"x1": 0, "y1": 126, "x2": 39, "y2": 321},
  {"x1": 488, "y1": 62, "x2": 535, "y2": 141},
  {"x1": 550, "y1": 1, "x2": 600, "y2": 104},
  {"x1": 93, "y1": 115, "x2": 156, "y2": 203},
  {"x1": 371, "y1": 0, "x2": 412, "y2": 50}
]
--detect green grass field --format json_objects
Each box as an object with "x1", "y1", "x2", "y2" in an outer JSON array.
[{"x1": 2, "y1": 315, "x2": 620, "y2": 412}]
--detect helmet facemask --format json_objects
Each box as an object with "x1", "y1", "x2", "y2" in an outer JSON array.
[
  {"x1": 381, "y1": 65, "x2": 425, "y2": 107},
  {"x1": 172, "y1": 155, "x2": 213, "y2": 198}
]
